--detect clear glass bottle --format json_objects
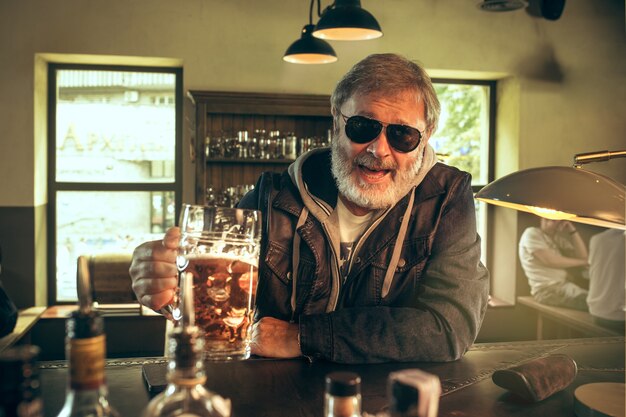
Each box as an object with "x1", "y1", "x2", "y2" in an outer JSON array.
[
  {"x1": 325, "y1": 372, "x2": 362, "y2": 417},
  {"x1": 0, "y1": 345, "x2": 43, "y2": 417},
  {"x1": 56, "y1": 308, "x2": 119, "y2": 417},
  {"x1": 142, "y1": 268, "x2": 230, "y2": 417},
  {"x1": 237, "y1": 130, "x2": 248, "y2": 159},
  {"x1": 141, "y1": 325, "x2": 230, "y2": 417}
]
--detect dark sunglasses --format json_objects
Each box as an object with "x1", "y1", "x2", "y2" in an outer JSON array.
[{"x1": 341, "y1": 112, "x2": 423, "y2": 153}]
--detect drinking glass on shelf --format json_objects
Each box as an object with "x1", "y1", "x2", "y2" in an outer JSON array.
[
  {"x1": 208, "y1": 131, "x2": 226, "y2": 158},
  {"x1": 299, "y1": 136, "x2": 313, "y2": 155},
  {"x1": 223, "y1": 131, "x2": 239, "y2": 159},
  {"x1": 174, "y1": 204, "x2": 262, "y2": 360},
  {"x1": 285, "y1": 132, "x2": 297, "y2": 159}
]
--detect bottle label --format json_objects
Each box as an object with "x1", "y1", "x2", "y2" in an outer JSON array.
[
  {"x1": 328, "y1": 396, "x2": 359, "y2": 417},
  {"x1": 68, "y1": 334, "x2": 106, "y2": 390}
]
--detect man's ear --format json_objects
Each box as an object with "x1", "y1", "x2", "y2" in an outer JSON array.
[
  {"x1": 330, "y1": 107, "x2": 340, "y2": 135},
  {"x1": 422, "y1": 129, "x2": 433, "y2": 147}
]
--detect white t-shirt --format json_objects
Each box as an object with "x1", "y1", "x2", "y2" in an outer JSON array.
[
  {"x1": 587, "y1": 229, "x2": 625, "y2": 321},
  {"x1": 336, "y1": 197, "x2": 374, "y2": 278},
  {"x1": 518, "y1": 227, "x2": 569, "y2": 295}
]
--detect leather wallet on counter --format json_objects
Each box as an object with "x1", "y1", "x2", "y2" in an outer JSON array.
[{"x1": 492, "y1": 354, "x2": 578, "y2": 402}]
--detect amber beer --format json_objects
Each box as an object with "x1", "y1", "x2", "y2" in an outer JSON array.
[{"x1": 181, "y1": 253, "x2": 258, "y2": 360}]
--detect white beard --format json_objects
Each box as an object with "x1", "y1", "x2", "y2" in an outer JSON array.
[{"x1": 330, "y1": 137, "x2": 425, "y2": 210}]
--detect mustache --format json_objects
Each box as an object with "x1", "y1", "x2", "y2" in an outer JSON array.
[{"x1": 353, "y1": 152, "x2": 397, "y2": 170}]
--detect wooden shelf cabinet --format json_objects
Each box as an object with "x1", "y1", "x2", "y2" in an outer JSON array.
[{"x1": 188, "y1": 91, "x2": 333, "y2": 204}]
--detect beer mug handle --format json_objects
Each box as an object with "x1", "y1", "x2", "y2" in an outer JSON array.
[
  {"x1": 158, "y1": 255, "x2": 186, "y2": 322},
  {"x1": 159, "y1": 300, "x2": 181, "y2": 322}
]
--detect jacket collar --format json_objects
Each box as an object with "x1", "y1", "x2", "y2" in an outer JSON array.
[{"x1": 273, "y1": 152, "x2": 447, "y2": 218}]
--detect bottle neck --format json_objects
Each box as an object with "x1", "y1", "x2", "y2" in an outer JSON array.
[
  {"x1": 167, "y1": 358, "x2": 207, "y2": 386},
  {"x1": 65, "y1": 385, "x2": 110, "y2": 399},
  {"x1": 166, "y1": 326, "x2": 207, "y2": 387}
]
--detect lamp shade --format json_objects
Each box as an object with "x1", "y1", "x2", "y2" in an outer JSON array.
[
  {"x1": 313, "y1": 0, "x2": 382, "y2": 41},
  {"x1": 283, "y1": 24, "x2": 338, "y2": 64},
  {"x1": 475, "y1": 166, "x2": 626, "y2": 230}
]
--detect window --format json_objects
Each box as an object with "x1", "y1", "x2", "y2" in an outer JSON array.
[
  {"x1": 48, "y1": 65, "x2": 182, "y2": 303},
  {"x1": 431, "y1": 80, "x2": 495, "y2": 264}
]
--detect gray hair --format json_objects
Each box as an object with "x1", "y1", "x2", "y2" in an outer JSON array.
[{"x1": 330, "y1": 53, "x2": 440, "y2": 135}]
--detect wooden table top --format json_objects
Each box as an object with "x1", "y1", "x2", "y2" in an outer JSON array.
[{"x1": 39, "y1": 337, "x2": 625, "y2": 417}]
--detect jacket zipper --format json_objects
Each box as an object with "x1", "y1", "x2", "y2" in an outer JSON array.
[{"x1": 310, "y1": 195, "x2": 395, "y2": 312}]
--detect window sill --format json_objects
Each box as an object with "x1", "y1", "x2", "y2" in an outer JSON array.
[{"x1": 487, "y1": 295, "x2": 514, "y2": 308}]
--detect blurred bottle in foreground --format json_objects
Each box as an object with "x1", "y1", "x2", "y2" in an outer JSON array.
[
  {"x1": 56, "y1": 257, "x2": 119, "y2": 417},
  {"x1": 141, "y1": 267, "x2": 231, "y2": 417},
  {"x1": 388, "y1": 369, "x2": 440, "y2": 417},
  {"x1": 0, "y1": 345, "x2": 43, "y2": 417},
  {"x1": 325, "y1": 372, "x2": 362, "y2": 417},
  {"x1": 365, "y1": 369, "x2": 440, "y2": 417}
]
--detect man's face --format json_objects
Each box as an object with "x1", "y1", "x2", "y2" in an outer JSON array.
[{"x1": 330, "y1": 91, "x2": 430, "y2": 212}]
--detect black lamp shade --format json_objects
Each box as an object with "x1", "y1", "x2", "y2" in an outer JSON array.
[
  {"x1": 475, "y1": 166, "x2": 626, "y2": 230},
  {"x1": 283, "y1": 24, "x2": 338, "y2": 64},
  {"x1": 313, "y1": 0, "x2": 383, "y2": 41}
]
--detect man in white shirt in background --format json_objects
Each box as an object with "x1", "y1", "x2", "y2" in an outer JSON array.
[
  {"x1": 587, "y1": 228, "x2": 625, "y2": 333},
  {"x1": 518, "y1": 218, "x2": 589, "y2": 310}
]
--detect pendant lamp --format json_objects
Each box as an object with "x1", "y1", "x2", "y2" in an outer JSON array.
[
  {"x1": 313, "y1": 0, "x2": 383, "y2": 41},
  {"x1": 283, "y1": 1, "x2": 338, "y2": 64}
]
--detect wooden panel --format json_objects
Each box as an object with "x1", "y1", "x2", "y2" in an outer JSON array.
[
  {"x1": 188, "y1": 91, "x2": 331, "y2": 116},
  {"x1": 204, "y1": 162, "x2": 287, "y2": 205},
  {"x1": 191, "y1": 91, "x2": 333, "y2": 205}
]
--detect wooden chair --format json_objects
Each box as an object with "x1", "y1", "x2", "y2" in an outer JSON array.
[{"x1": 76, "y1": 253, "x2": 140, "y2": 314}]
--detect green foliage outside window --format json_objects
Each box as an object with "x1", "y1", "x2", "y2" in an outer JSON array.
[{"x1": 432, "y1": 84, "x2": 488, "y2": 184}]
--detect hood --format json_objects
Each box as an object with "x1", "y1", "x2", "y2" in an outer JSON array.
[{"x1": 286, "y1": 145, "x2": 438, "y2": 311}]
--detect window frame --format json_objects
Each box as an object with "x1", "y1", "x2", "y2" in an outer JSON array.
[
  {"x1": 432, "y1": 78, "x2": 496, "y2": 190},
  {"x1": 432, "y1": 78, "x2": 496, "y2": 273},
  {"x1": 47, "y1": 63, "x2": 183, "y2": 305}
]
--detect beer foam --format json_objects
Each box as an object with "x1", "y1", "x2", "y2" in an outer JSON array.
[{"x1": 182, "y1": 252, "x2": 258, "y2": 268}]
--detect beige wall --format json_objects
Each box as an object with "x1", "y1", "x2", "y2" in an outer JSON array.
[
  {"x1": 0, "y1": 0, "x2": 624, "y2": 305},
  {"x1": 1, "y1": 0, "x2": 624, "y2": 206}
]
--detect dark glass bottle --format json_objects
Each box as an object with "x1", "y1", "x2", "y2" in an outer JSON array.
[
  {"x1": 55, "y1": 308, "x2": 119, "y2": 417},
  {"x1": 324, "y1": 372, "x2": 362, "y2": 417},
  {"x1": 0, "y1": 345, "x2": 43, "y2": 417}
]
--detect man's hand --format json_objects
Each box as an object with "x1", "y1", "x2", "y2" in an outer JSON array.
[
  {"x1": 557, "y1": 221, "x2": 577, "y2": 234},
  {"x1": 250, "y1": 317, "x2": 301, "y2": 358},
  {"x1": 129, "y1": 227, "x2": 181, "y2": 311}
]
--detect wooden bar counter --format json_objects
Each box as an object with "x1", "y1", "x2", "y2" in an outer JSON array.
[{"x1": 40, "y1": 337, "x2": 624, "y2": 417}]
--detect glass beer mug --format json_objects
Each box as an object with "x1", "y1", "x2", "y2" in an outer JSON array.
[{"x1": 173, "y1": 204, "x2": 262, "y2": 360}]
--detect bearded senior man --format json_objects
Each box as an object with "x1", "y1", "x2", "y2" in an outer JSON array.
[{"x1": 130, "y1": 53, "x2": 489, "y2": 364}]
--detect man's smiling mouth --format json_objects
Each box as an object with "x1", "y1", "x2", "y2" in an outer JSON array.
[{"x1": 358, "y1": 164, "x2": 392, "y2": 180}]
